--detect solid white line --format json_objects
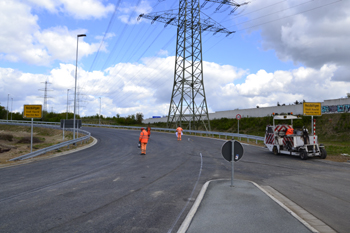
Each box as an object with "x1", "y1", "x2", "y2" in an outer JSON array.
[
  {"x1": 168, "y1": 152, "x2": 203, "y2": 233},
  {"x1": 251, "y1": 182, "x2": 319, "y2": 233}
]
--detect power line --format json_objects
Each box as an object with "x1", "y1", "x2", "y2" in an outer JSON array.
[
  {"x1": 204, "y1": 0, "x2": 342, "y2": 53},
  {"x1": 89, "y1": 0, "x2": 123, "y2": 72}
]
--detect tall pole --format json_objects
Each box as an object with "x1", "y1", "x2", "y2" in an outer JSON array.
[
  {"x1": 11, "y1": 98, "x2": 13, "y2": 120},
  {"x1": 66, "y1": 89, "x2": 70, "y2": 119},
  {"x1": 6, "y1": 94, "x2": 9, "y2": 122},
  {"x1": 99, "y1": 97, "x2": 101, "y2": 125},
  {"x1": 74, "y1": 34, "x2": 86, "y2": 140}
]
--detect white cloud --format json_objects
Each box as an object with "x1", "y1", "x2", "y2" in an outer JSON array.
[
  {"x1": 26, "y1": 0, "x2": 115, "y2": 19},
  {"x1": 157, "y1": 49, "x2": 169, "y2": 57},
  {"x1": 209, "y1": 64, "x2": 349, "y2": 111},
  {"x1": 118, "y1": 0, "x2": 152, "y2": 24},
  {"x1": 2, "y1": 57, "x2": 349, "y2": 118},
  {"x1": 239, "y1": 0, "x2": 350, "y2": 81},
  {"x1": 0, "y1": 1, "x2": 104, "y2": 66}
]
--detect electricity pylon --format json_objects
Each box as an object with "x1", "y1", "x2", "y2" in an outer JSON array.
[
  {"x1": 138, "y1": 0, "x2": 248, "y2": 130},
  {"x1": 39, "y1": 80, "x2": 52, "y2": 118}
]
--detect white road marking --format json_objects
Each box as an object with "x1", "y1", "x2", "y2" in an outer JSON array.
[{"x1": 168, "y1": 153, "x2": 203, "y2": 233}]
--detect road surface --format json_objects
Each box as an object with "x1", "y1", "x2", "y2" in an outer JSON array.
[{"x1": 0, "y1": 127, "x2": 349, "y2": 232}]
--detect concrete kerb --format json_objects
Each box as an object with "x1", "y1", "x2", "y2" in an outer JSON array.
[
  {"x1": 177, "y1": 179, "x2": 323, "y2": 233},
  {"x1": 177, "y1": 180, "x2": 210, "y2": 233}
]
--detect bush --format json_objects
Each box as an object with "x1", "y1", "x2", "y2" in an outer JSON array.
[
  {"x1": 18, "y1": 137, "x2": 43, "y2": 144},
  {"x1": 0, "y1": 134, "x2": 13, "y2": 141}
]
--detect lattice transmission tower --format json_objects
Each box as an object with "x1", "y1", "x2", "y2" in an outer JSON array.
[
  {"x1": 39, "y1": 80, "x2": 53, "y2": 117},
  {"x1": 138, "y1": 0, "x2": 248, "y2": 130}
]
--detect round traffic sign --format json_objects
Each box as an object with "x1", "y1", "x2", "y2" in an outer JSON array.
[
  {"x1": 221, "y1": 140, "x2": 244, "y2": 162},
  {"x1": 236, "y1": 114, "x2": 241, "y2": 120}
]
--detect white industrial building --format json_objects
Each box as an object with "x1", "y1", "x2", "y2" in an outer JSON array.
[{"x1": 143, "y1": 95, "x2": 350, "y2": 124}]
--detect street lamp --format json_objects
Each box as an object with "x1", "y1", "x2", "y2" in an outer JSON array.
[
  {"x1": 6, "y1": 94, "x2": 9, "y2": 122},
  {"x1": 73, "y1": 34, "x2": 86, "y2": 140},
  {"x1": 99, "y1": 97, "x2": 101, "y2": 125},
  {"x1": 11, "y1": 98, "x2": 13, "y2": 120},
  {"x1": 66, "y1": 89, "x2": 70, "y2": 119}
]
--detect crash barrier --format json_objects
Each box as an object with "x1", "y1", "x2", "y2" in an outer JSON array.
[
  {"x1": 0, "y1": 120, "x2": 90, "y2": 161},
  {"x1": 83, "y1": 123, "x2": 265, "y2": 143}
]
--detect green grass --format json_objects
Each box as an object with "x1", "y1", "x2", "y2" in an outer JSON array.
[{"x1": 322, "y1": 142, "x2": 350, "y2": 156}]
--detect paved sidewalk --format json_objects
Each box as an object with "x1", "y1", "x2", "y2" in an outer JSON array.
[{"x1": 179, "y1": 179, "x2": 315, "y2": 233}]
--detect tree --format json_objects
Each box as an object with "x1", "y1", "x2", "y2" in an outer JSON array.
[{"x1": 136, "y1": 113, "x2": 143, "y2": 124}]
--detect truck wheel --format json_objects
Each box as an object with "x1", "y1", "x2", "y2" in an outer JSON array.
[
  {"x1": 320, "y1": 148, "x2": 327, "y2": 159},
  {"x1": 300, "y1": 150, "x2": 308, "y2": 160},
  {"x1": 273, "y1": 146, "x2": 279, "y2": 155}
]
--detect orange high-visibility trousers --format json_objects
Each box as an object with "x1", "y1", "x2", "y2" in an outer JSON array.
[
  {"x1": 141, "y1": 143, "x2": 147, "y2": 154},
  {"x1": 177, "y1": 133, "x2": 181, "y2": 141},
  {"x1": 176, "y1": 127, "x2": 183, "y2": 141}
]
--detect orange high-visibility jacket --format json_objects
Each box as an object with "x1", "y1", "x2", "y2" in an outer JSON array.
[
  {"x1": 286, "y1": 128, "x2": 294, "y2": 135},
  {"x1": 139, "y1": 130, "x2": 149, "y2": 143},
  {"x1": 176, "y1": 127, "x2": 183, "y2": 133},
  {"x1": 147, "y1": 126, "x2": 151, "y2": 135}
]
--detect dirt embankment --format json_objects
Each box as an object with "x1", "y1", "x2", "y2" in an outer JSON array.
[{"x1": 0, "y1": 125, "x2": 92, "y2": 165}]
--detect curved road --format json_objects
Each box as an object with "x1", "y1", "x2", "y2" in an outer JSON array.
[{"x1": 0, "y1": 127, "x2": 349, "y2": 232}]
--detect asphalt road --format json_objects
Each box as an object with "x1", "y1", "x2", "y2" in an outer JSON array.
[{"x1": 0, "y1": 127, "x2": 349, "y2": 232}]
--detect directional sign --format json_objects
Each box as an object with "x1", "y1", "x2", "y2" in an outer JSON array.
[
  {"x1": 23, "y1": 105, "x2": 42, "y2": 119},
  {"x1": 303, "y1": 102, "x2": 322, "y2": 116},
  {"x1": 221, "y1": 140, "x2": 244, "y2": 162}
]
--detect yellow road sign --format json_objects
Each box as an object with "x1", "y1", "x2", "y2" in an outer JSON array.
[
  {"x1": 23, "y1": 105, "x2": 42, "y2": 119},
  {"x1": 303, "y1": 102, "x2": 322, "y2": 116}
]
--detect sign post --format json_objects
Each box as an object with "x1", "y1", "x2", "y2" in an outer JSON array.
[
  {"x1": 221, "y1": 140, "x2": 244, "y2": 187},
  {"x1": 303, "y1": 102, "x2": 322, "y2": 135},
  {"x1": 236, "y1": 114, "x2": 241, "y2": 140},
  {"x1": 231, "y1": 142, "x2": 234, "y2": 187},
  {"x1": 23, "y1": 105, "x2": 42, "y2": 153}
]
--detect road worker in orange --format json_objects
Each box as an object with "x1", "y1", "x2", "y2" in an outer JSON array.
[
  {"x1": 139, "y1": 127, "x2": 149, "y2": 155},
  {"x1": 147, "y1": 124, "x2": 151, "y2": 139},
  {"x1": 176, "y1": 125, "x2": 183, "y2": 141},
  {"x1": 286, "y1": 127, "x2": 294, "y2": 135}
]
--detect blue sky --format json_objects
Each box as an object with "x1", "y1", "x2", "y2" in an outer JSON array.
[{"x1": 1, "y1": 0, "x2": 349, "y2": 119}]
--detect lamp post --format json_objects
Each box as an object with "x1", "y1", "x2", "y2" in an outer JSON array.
[
  {"x1": 6, "y1": 94, "x2": 9, "y2": 122},
  {"x1": 99, "y1": 97, "x2": 101, "y2": 125},
  {"x1": 11, "y1": 98, "x2": 13, "y2": 120},
  {"x1": 74, "y1": 34, "x2": 86, "y2": 140},
  {"x1": 66, "y1": 89, "x2": 70, "y2": 119}
]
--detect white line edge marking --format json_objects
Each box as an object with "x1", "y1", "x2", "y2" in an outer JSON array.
[
  {"x1": 168, "y1": 152, "x2": 203, "y2": 233},
  {"x1": 251, "y1": 181, "x2": 319, "y2": 233}
]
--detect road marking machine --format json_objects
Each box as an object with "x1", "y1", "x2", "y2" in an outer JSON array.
[{"x1": 264, "y1": 114, "x2": 327, "y2": 160}]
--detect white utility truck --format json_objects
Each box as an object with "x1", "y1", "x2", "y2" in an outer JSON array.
[{"x1": 264, "y1": 114, "x2": 327, "y2": 160}]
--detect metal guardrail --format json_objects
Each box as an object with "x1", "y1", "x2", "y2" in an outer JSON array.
[
  {"x1": 0, "y1": 120, "x2": 264, "y2": 161},
  {"x1": 0, "y1": 120, "x2": 90, "y2": 161},
  {"x1": 83, "y1": 123, "x2": 265, "y2": 143}
]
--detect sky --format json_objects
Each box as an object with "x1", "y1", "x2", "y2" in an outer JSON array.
[{"x1": 0, "y1": 0, "x2": 349, "y2": 119}]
